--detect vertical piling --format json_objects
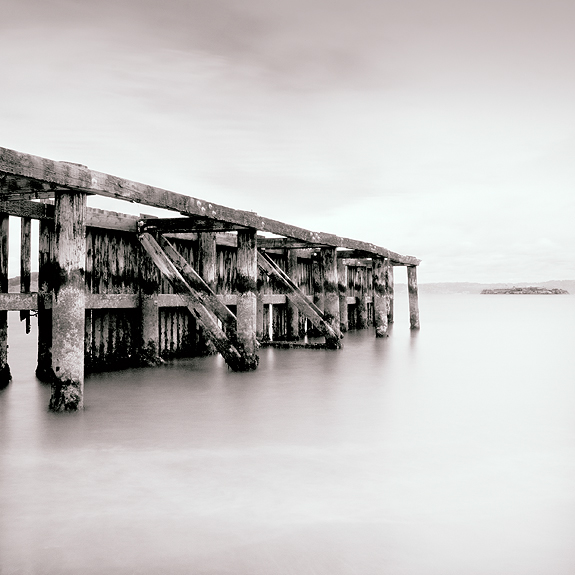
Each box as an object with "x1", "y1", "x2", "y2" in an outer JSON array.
[
  {"x1": 198, "y1": 232, "x2": 218, "y2": 353},
  {"x1": 407, "y1": 265, "x2": 420, "y2": 330},
  {"x1": 49, "y1": 192, "x2": 86, "y2": 411},
  {"x1": 36, "y1": 218, "x2": 53, "y2": 381},
  {"x1": 321, "y1": 248, "x2": 340, "y2": 340},
  {"x1": 235, "y1": 229, "x2": 259, "y2": 369},
  {"x1": 386, "y1": 262, "x2": 394, "y2": 324},
  {"x1": 285, "y1": 249, "x2": 299, "y2": 340},
  {"x1": 20, "y1": 217, "x2": 31, "y2": 333},
  {"x1": 0, "y1": 214, "x2": 10, "y2": 387},
  {"x1": 373, "y1": 258, "x2": 388, "y2": 337},
  {"x1": 356, "y1": 266, "x2": 368, "y2": 329},
  {"x1": 337, "y1": 258, "x2": 348, "y2": 332}
]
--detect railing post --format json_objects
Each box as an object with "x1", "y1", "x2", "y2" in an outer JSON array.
[
  {"x1": 49, "y1": 191, "x2": 86, "y2": 411},
  {"x1": 236, "y1": 229, "x2": 259, "y2": 368},
  {"x1": 407, "y1": 265, "x2": 420, "y2": 329}
]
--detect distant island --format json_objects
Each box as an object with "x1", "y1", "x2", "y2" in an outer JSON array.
[{"x1": 481, "y1": 287, "x2": 569, "y2": 295}]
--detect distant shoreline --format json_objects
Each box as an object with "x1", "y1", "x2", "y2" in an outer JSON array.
[{"x1": 481, "y1": 287, "x2": 569, "y2": 295}]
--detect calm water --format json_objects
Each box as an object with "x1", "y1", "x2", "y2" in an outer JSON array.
[{"x1": 1, "y1": 293, "x2": 574, "y2": 575}]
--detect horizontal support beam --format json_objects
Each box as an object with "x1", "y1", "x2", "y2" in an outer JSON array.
[
  {"x1": 142, "y1": 217, "x2": 248, "y2": 233},
  {"x1": 0, "y1": 292, "x2": 291, "y2": 311},
  {"x1": 257, "y1": 238, "x2": 325, "y2": 249},
  {"x1": 0, "y1": 147, "x2": 420, "y2": 266}
]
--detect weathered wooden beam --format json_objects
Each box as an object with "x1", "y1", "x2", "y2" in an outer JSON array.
[
  {"x1": 0, "y1": 147, "x2": 420, "y2": 265},
  {"x1": 0, "y1": 199, "x2": 54, "y2": 219},
  {"x1": 0, "y1": 214, "x2": 10, "y2": 387},
  {"x1": 139, "y1": 232, "x2": 255, "y2": 371},
  {"x1": 257, "y1": 237, "x2": 323, "y2": 249},
  {"x1": 407, "y1": 265, "x2": 420, "y2": 330},
  {"x1": 257, "y1": 250, "x2": 341, "y2": 349},
  {"x1": 342, "y1": 258, "x2": 373, "y2": 268},
  {"x1": 372, "y1": 259, "x2": 388, "y2": 337},
  {"x1": 50, "y1": 191, "x2": 87, "y2": 412},
  {"x1": 86, "y1": 208, "x2": 139, "y2": 232},
  {"x1": 142, "y1": 217, "x2": 247, "y2": 233}
]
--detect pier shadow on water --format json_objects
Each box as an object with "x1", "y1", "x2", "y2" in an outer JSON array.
[{"x1": 1, "y1": 293, "x2": 575, "y2": 574}]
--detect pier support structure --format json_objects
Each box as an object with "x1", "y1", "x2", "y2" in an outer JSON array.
[
  {"x1": 0, "y1": 214, "x2": 10, "y2": 387},
  {"x1": 386, "y1": 262, "x2": 394, "y2": 324},
  {"x1": 235, "y1": 229, "x2": 259, "y2": 369},
  {"x1": 337, "y1": 258, "x2": 348, "y2": 332},
  {"x1": 285, "y1": 248, "x2": 299, "y2": 340},
  {"x1": 356, "y1": 266, "x2": 368, "y2": 329},
  {"x1": 373, "y1": 258, "x2": 389, "y2": 337},
  {"x1": 49, "y1": 191, "x2": 87, "y2": 411},
  {"x1": 407, "y1": 265, "x2": 420, "y2": 330},
  {"x1": 321, "y1": 248, "x2": 340, "y2": 337}
]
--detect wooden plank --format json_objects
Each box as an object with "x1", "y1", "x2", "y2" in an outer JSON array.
[
  {"x1": 0, "y1": 147, "x2": 420, "y2": 265},
  {"x1": 0, "y1": 293, "x2": 38, "y2": 311},
  {"x1": 138, "y1": 232, "x2": 255, "y2": 371},
  {"x1": 257, "y1": 250, "x2": 341, "y2": 349},
  {"x1": 0, "y1": 199, "x2": 54, "y2": 219},
  {"x1": 20, "y1": 216, "x2": 32, "y2": 332}
]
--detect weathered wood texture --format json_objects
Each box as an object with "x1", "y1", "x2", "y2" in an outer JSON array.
[
  {"x1": 407, "y1": 265, "x2": 420, "y2": 330},
  {"x1": 49, "y1": 192, "x2": 86, "y2": 411},
  {"x1": 0, "y1": 147, "x2": 419, "y2": 265},
  {"x1": 0, "y1": 214, "x2": 10, "y2": 387}
]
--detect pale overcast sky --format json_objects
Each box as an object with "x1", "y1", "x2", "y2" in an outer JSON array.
[{"x1": 1, "y1": 0, "x2": 574, "y2": 282}]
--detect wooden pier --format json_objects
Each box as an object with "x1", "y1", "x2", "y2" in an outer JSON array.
[{"x1": 0, "y1": 146, "x2": 421, "y2": 410}]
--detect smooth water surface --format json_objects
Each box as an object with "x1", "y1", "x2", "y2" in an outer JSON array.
[{"x1": 1, "y1": 293, "x2": 574, "y2": 574}]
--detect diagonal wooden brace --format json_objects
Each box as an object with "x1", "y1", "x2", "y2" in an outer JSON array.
[
  {"x1": 257, "y1": 250, "x2": 342, "y2": 349},
  {"x1": 138, "y1": 232, "x2": 257, "y2": 371},
  {"x1": 157, "y1": 235, "x2": 237, "y2": 340}
]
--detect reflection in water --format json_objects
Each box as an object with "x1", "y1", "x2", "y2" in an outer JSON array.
[{"x1": 1, "y1": 294, "x2": 575, "y2": 574}]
